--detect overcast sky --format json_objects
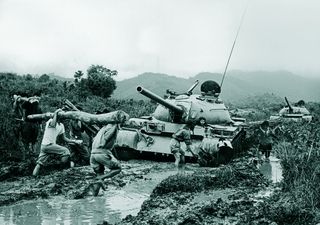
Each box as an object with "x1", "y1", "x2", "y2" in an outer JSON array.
[{"x1": 0, "y1": 0, "x2": 319, "y2": 80}]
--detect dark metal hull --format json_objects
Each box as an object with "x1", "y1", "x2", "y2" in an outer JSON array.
[
  {"x1": 113, "y1": 128, "x2": 246, "y2": 164},
  {"x1": 113, "y1": 147, "x2": 197, "y2": 163}
]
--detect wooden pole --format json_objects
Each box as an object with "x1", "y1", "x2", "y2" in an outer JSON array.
[
  {"x1": 27, "y1": 110, "x2": 129, "y2": 125},
  {"x1": 13, "y1": 95, "x2": 40, "y2": 102},
  {"x1": 63, "y1": 99, "x2": 100, "y2": 135}
]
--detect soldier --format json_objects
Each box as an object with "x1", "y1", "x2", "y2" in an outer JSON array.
[
  {"x1": 89, "y1": 111, "x2": 129, "y2": 196},
  {"x1": 216, "y1": 137, "x2": 233, "y2": 165},
  {"x1": 198, "y1": 129, "x2": 233, "y2": 167},
  {"x1": 13, "y1": 94, "x2": 42, "y2": 160},
  {"x1": 68, "y1": 119, "x2": 90, "y2": 166},
  {"x1": 170, "y1": 122, "x2": 195, "y2": 174},
  {"x1": 257, "y1": 120, "x2": 276, "y2": 160},
  {"x1": 198, "y1": 128, "x2": 218, "y2": 167},
  {"x1": 32, "y1": 109, "x2": 82, "y2": 176}
]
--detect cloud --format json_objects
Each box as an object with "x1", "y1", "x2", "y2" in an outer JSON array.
[{"x1": 0, "y1": 0, "x2": 319, "y2": 79}]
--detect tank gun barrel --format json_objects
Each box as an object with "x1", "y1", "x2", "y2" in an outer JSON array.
[
  {"x1": 137, "y1": 86, "x2": 184, "y2": 114},
  {"x1": 285, "y1": 97, "x2": 293, "y2": 113}
]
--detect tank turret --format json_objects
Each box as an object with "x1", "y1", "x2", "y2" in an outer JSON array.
[
  {"x1": 270, "y1": 97, "x2": 312, "y2": 122},
  {"x1": 137, "y1": 80, "x2": 233, "y2": 125},
  {"x1": 279, "y1": 97, "x2": 311, "y2": 116}
]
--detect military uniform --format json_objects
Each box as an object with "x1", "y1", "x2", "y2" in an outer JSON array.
[
  {"x1": 170, "y1": 128, "x2": 192, "y2": 156},
  {"x1": 90, "y1": 124, "x2": 121, "y2": 175},
  {"x1": 69, "y1": 120, "x2": 90, "y2": 165},
  {"x1": 170, "y1": 126, "x2": 192, "y2": 171},
  {"x1": 257, "y1": 127, "x2": 273, "y2": 159}
]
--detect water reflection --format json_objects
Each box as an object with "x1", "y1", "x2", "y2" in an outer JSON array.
[
  {"x1": 0, "y1": 169, "x2": 176, "y2": 225},
  {"x1": 0, "y1": 197, "x2": 113, "y2": 225},
  {"x1": 259, "y1": 156, "x2": 283, "y2": 183},
  {"x1": 0, "y1": 187, "x2": 150, "y2": 225}
]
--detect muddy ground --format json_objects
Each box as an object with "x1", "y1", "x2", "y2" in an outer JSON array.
[
  {"x1": 117, "y1": 157, "x2": 278, "y2": 225},
  {"x1": 0, "y1": 159, "x2": 172, "y2": 207},
  {"x1": 2, "y1": 152, "x2": 315, "y2": 225},
  {"x1": 0, "y1": 153, "x2": 290, "y2": 225}
]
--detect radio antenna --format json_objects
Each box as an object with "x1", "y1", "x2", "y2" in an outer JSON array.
[{"x1": 220, "y1": 1, "x2": 249, "y2": 92}]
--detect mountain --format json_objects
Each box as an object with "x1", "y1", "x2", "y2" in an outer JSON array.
[
  {"x1": 47, "y1": 73, "x2": 74, "y2": 82},
  {"x1": 113, "y1": 73, "x2": 192, "y2": 99},
  {"x1": 112, "y1": 71, "x2": 320, "y2": 102}
]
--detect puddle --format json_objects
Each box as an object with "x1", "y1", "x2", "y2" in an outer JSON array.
[
  {"x1": 0, "y1": 169, "x2": 176, "y2": 225},
  {"x1": 258, "y1": 156, "x2": 283, "y2": 183},
  {"x1": 0, "y1": 158, "x2": 279, "y2": 225},
  {"x1": 255, "y1": 156, "x2": 283, "y2": 199}
]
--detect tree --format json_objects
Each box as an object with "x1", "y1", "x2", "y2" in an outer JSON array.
[
  {"x1": 84, "y1": 65, "x2": 117, "y2": 98},
  {"x1": 24, "y1": 74, "x2": 33, "y2": 81},
  {"x1": 39, "y1": 74, "x2": 50, "y2": 82},
  {"x1": 87, "y1": 65, "x2": 118, "y2": 76},
  {"x1": 74, "y1": 70, "x2": 84, "y2": 83}
]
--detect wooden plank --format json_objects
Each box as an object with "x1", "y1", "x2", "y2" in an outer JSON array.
[
  {"x1": 27, "y1": 110, "x2": 129, "y2": 125},
  {"x1": 63, "y1": 99, "x2": 100, "y2": 135}
]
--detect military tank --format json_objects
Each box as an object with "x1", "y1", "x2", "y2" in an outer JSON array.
[
  {"x1": 114, "y1": 80, "x2": 246, "y2": 164},
  {"x1": 270, "y1": 97, "x2": 312, "y2": 122}
]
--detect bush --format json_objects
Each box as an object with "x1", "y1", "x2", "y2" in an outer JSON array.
[
  {"x1": 0, "y1": 71, "x2": 157, "y2": 161},
  {"x1": 152, "y1": 161, "x2": 267, "y2": 196},
  {"x1": 0, "y1": 95, "x2": 21, "y2": 159},
  {"x1": 270, "y1": 119, "x2": 320, "y2": 224}
]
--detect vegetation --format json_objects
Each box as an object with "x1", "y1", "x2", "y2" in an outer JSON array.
[
  {"x1": 1, "y1": 69, "x2": 320, "y2": 224},
  {"x1": 268, "y1": 120, "x2": 320, "y2": 224},
  {"x1": 152, "y1": 159, "x2": 267, "y2": 197},
  {"x1": 73, "y1": 65, "x2": 117, "y2": 99},
  {"x1": 0, "y1": 68, "x2": 156, "y2": 161},
  {"x1": 227, "y1": 93, "x2": 286, "y2": 121}
]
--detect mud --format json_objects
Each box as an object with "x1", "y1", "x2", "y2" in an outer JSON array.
[
  {"x1": 0, "y1": 155, "x2": 304, "y2": 225},
  {"x1": 0, "y1": 160, "x2": 175, "y2": 207},
  {"x1": 118, "y1": 157, "x2": 275, "y2": 225},
  {"x1": 116, "y1": 156, "x2": 319, "y2": 225},
  {"x1": 0, "y1": 161, "x2": 181, "y2": 225}
]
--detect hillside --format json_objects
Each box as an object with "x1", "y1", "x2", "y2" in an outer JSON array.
[
  {"x1": 113, "y1": 71, "x2": 320, "y2": 102},
  {"x1": 46, "y1": 73, "x2": 74, "y2": 82}
]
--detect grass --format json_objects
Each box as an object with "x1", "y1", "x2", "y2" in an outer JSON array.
[
  {"x1": 269, "y1": 120, "x2": 320, "y2": 224},
  {"x1": 151, "y1": 159, "x2": 267, "y2": 197}
]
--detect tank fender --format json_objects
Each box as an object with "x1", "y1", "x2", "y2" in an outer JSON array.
[
  {"x1": 115, "y1": 130, "x2": 139, "y2": 149},
  {"x1": 115, "y1": 129, "x2": 155, "y2": 149}
]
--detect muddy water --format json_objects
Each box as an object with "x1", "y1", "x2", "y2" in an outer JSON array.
[
  {"x1": 0, "y1": 169, "x2": 177, "y2": 225},
  {"x1": 258, "y1": 156, "x2": 283, "y2": 183},
  {"x1": 0, "y1": 157, "x2": 284, "y2": 225},
  {"x1": 255, "y1": 156, "x2": 283, "y2": 200}
]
